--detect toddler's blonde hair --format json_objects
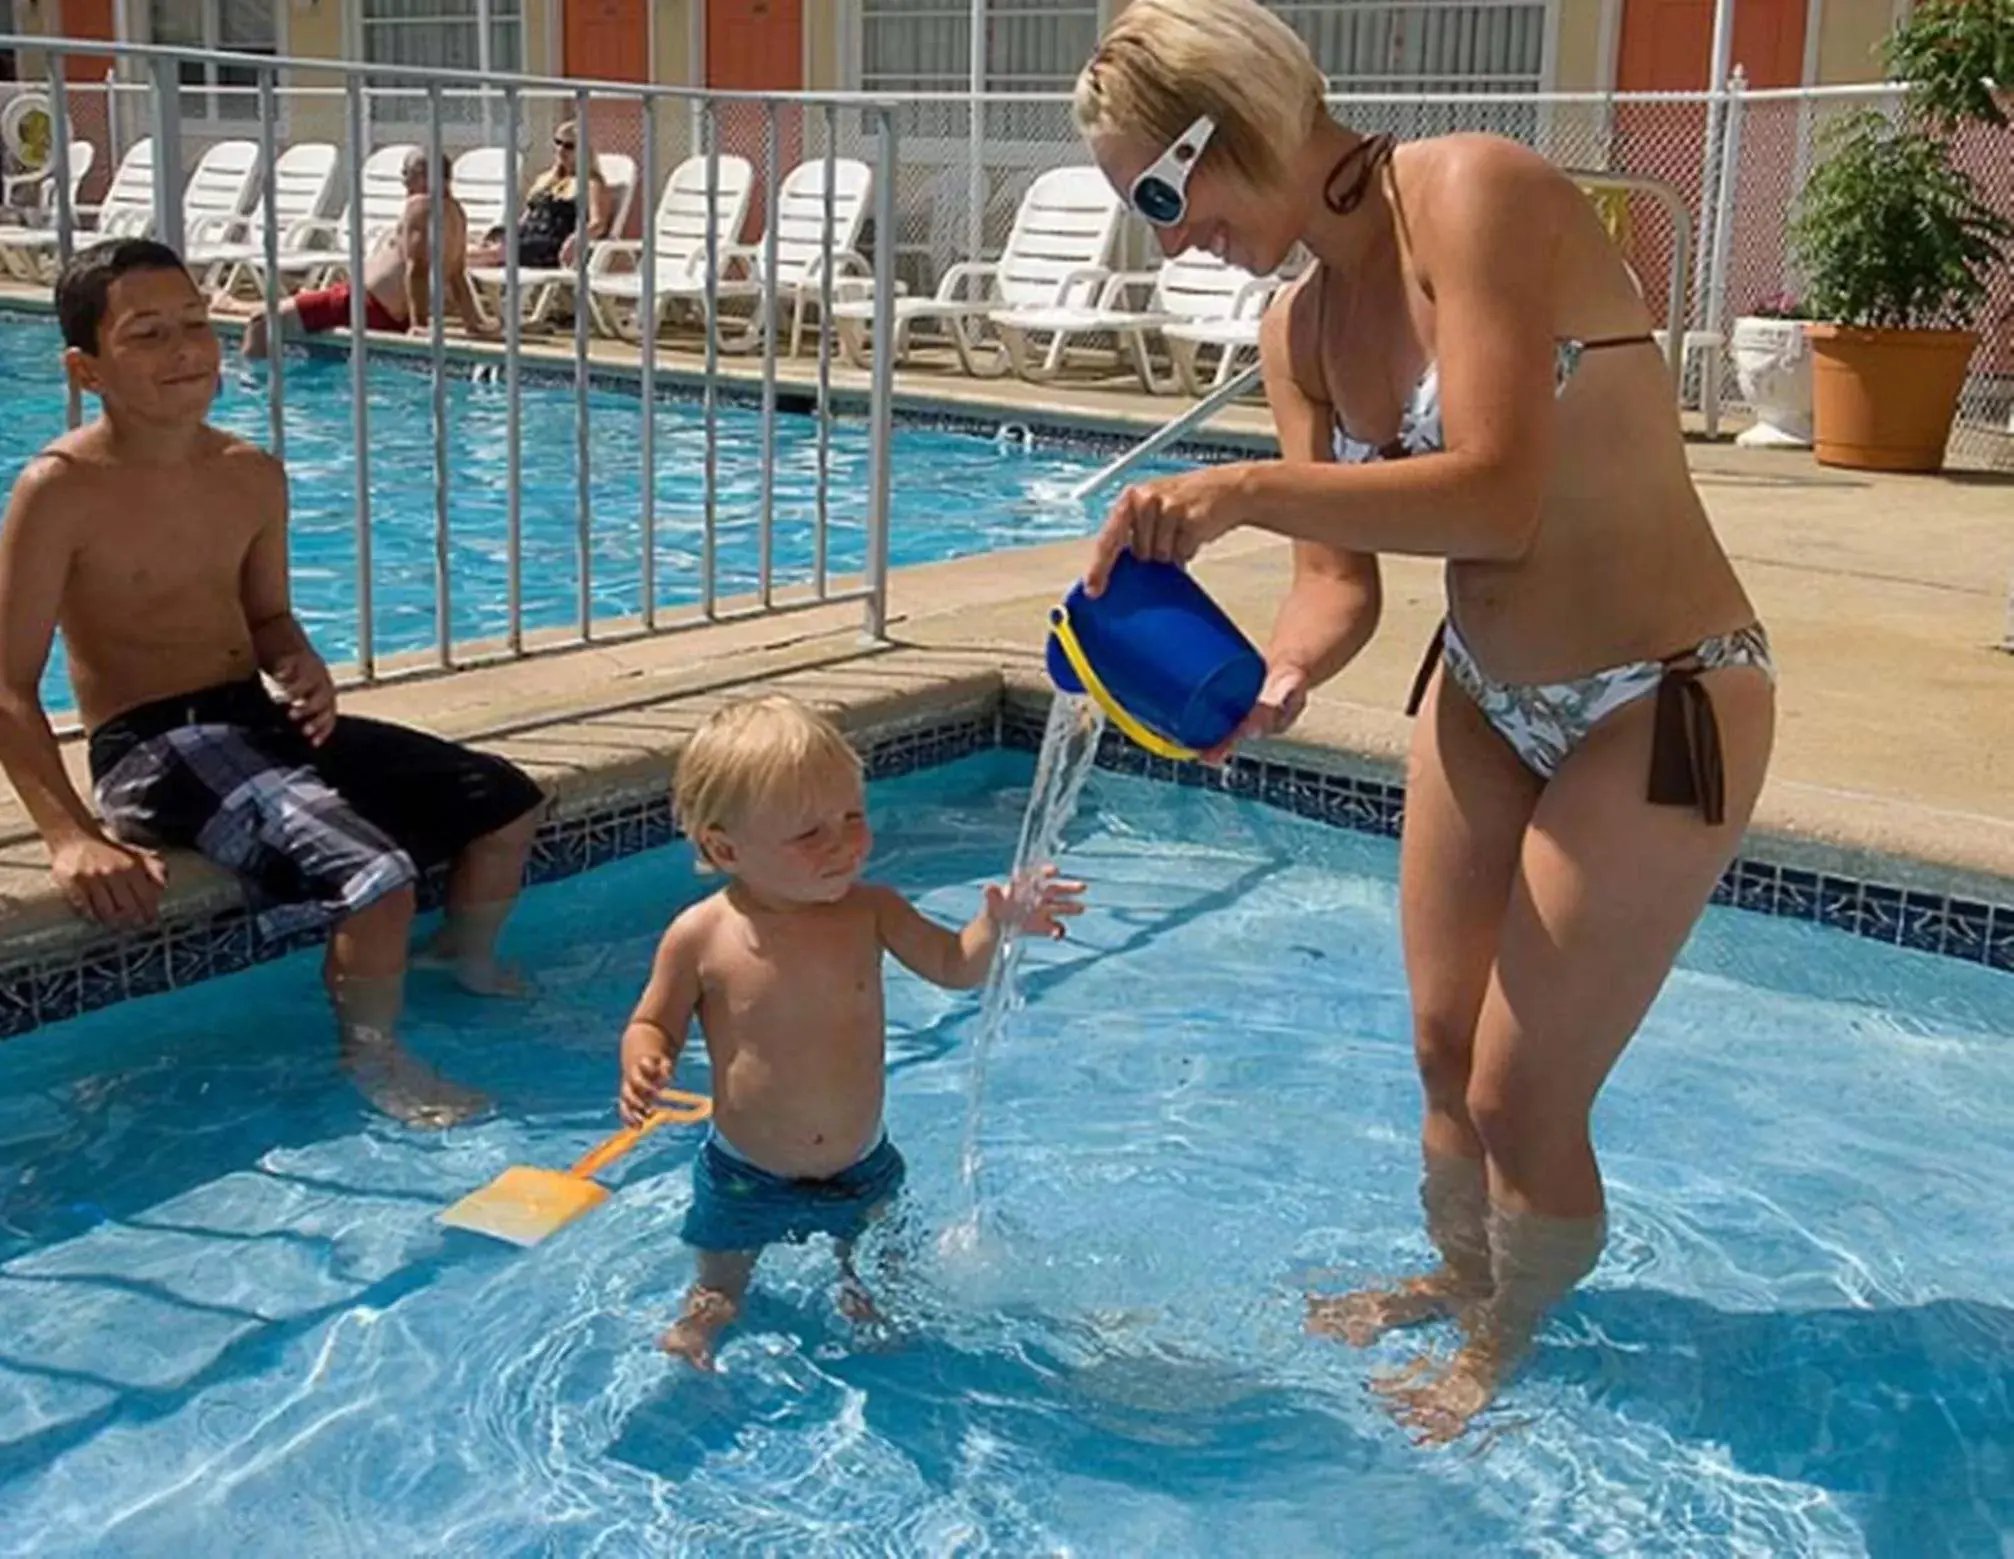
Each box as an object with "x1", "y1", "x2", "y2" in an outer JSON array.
[
  {"x1": 674, "y1": 692, "x2": 863, "y2": 870},
  {"x1": 1074, "y1": 0, "x2": 1329, "y2": 194}
]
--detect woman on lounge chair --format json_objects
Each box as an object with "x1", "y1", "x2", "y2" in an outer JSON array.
[{"x1": 468, "y1": 119, "x2": 612, "y2": 271}]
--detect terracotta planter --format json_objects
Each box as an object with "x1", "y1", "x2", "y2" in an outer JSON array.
[
  {"x1": 1805, "y1": 323, "x2": 1979, "y2": 472},
  {"x1": 1730, "y1": 316, "x2": 1814, "y2": 447}
]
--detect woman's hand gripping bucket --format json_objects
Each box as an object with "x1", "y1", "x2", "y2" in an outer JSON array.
[{"x1": 1045, "y1": 552, "x2": 1266, "y2": 761}]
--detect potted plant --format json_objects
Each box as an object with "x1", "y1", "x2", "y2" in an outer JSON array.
[
  {"x1": 1787, "y1": 0, "x2": 2012, "y2": 472},
  {"x1": 1730, "y1": 291, "x2": 1815, "y2": 448}
]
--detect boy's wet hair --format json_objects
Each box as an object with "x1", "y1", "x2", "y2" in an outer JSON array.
[
  {"x1": 54, "y1": 238, "x2": 193, "y2": 353},
  {"x1": 674, "y1": 693, "x2": 863, "y2": 870}
]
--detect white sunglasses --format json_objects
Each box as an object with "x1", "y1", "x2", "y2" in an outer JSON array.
[{"x1": 1129, "y1": 113, "x2": 1216, "y2": 227}]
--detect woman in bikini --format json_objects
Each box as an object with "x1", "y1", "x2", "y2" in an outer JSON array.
[{"x1": 1074, "y1": 0, "x2": 1776, "y2": 1443}]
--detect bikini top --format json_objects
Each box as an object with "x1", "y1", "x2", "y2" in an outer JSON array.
[
  {"x1": 1306, "y1": 160, "x2": 1655, "y2": 465},
  {"x1": 1330, "y1": 335, "x2": 1651, "y2": 464}
]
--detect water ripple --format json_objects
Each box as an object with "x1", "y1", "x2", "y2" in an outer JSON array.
[{"x1": 0, "y1": 762, "x2": 2010, "y2": 1554}]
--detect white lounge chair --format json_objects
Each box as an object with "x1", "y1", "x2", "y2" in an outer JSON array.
[
  {"x1": 219, "y1": 144, "x2": 418, "y2": 291},
  {"x1": 990, "y1": 247, "x2": 1284, "y2": 392},
  {"x1": 0, "y1": 139, "x2": 95, "y2": 280},
  {"x1": 1585, "y1": 185, "x2": 1726, "y2": 439},
  {"x1": 178, "y1": 139, "x2": 263, "y2": 252},
  {"x1": 0, "y1": 136, "x2": 152, "y2": 280},
  {"x1": 1620, "y1": 259, "x2": 1726, "y2": 438},
  {"x1": 658, "y1": 155, "x2": 874, "y2": 356},
  {"x1": 1, "y1": 137, "x2": 257, "y2": 280},
  {"x1": 187, "y1": 141, "x2": 343, "y2": 299},
  {"x1": 467, "y1": 151, "x2": 638, "y2": 326},
  {"x1": 451, "y1": 146, "x2": 510, "y2": 244},
  {"x1": 829, "y1": 165, "x2": 1123, "y2": 376},
  {"x1": 583, "y1": 153, "x2": 757, "y2": 342},
  {"x1": 1, "y1": 90, "x2": 58, "y2": 208},
  {"x1": 1145, "y1": 250, "x2": 1285, "y2": 393},
  {"x1": 1, "y1": 136, "x2": 95, "y2": 225}
]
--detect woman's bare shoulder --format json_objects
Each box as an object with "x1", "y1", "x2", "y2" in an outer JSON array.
[
  {"x1": 1399, "y1": 133, "x2": 1579, "y2": 230},
  {"x1": 1264, "y1": 266, "x2": 1330, "y2": 406}
]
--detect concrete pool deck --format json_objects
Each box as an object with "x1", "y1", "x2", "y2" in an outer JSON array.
[{"x1": 2, "y1": 291, "x2": 2013, "y2": 1016}]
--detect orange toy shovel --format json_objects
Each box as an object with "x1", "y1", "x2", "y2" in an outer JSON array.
[{"x1": 438, "y1": 1088, "x2": 714, "y2": 1247}]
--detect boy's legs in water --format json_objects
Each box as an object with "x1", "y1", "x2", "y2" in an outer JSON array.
[
  {"x1": 413, "y1": 809, "x2": 540, "y2": 995},
  {"x1": 662, "y1": 1250, "x2": 759, "y2": 1369},
  {"x1": 326, "y1": 885, "x2": 488, "y2": 1128}
]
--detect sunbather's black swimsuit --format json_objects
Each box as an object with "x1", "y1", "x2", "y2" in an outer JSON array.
[{"x1": 516, "y1": 183, "x2": 579, "y2": 269}]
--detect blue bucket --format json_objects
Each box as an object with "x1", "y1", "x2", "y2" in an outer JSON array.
[{"x1": 1045, "y1": 552, "x2": 1265, "y2": 760}]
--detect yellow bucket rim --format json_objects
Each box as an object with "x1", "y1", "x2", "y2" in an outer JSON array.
[{"x1": 1048, "y1": 603, "x2": 1199, "y2": 763}]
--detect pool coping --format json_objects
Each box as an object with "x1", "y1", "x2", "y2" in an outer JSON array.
[
  {"x1": 6, "y1": 296, "x2": 2014, "y2": 1033},
  {"x1": 4, "y1": 658, "x2": 2012, "y2": 1043}
]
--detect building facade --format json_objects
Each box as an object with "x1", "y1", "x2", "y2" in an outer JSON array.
[{"x1": 8, "y1": 0, "x2": 1911, "y2": 98}]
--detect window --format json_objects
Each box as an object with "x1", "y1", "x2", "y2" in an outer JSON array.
[
  {"x1": 148, "y1": 0, "x2": 279, "y2": 122},
  {"x1": 859, "y1": 0, "x2": 1100, "y2": 93},
  {"x1": 855, "y1": 1, "x2": 1545, "y2": 145},
  {"x1": 858, "y1": 1, "x2": 1544, "y2": 96},
  {"x1": 859, "y1": 0, "x2": 1101, "y2": 141},
  {"x1": 361, "y1": 0, "x2": 524, "y2": 124},
  {"x1": 1272, "y1": 0, "x2": 1538, "y2": 93},
  {"x1": 1273, "y1": 1, "x2": 1547, "y2": 148},
  {"x1": 1271, "y1": 0, "x2": 1545, "y2": 93}
]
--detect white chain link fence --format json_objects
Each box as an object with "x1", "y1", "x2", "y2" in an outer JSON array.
[
  {"x1": 5, "y1": 70, "x2": 2009, "y2": 468},
  {"x1": 1724, "y1": 84, "x2": 2014, "y2": 468}
]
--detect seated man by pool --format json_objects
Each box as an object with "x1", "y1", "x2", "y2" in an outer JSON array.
[
  {"x1": 238, "y1": 148, "x2": 495, "y2": 359},
  {"x1": 0, "y1": 238, "x2": 543, "y2": 1127}
]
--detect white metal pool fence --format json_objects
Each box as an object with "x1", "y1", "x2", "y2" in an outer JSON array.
[
  {"x1": 0, "y1": 40, "x2": 2009, "y2": 693},
  {"x1": 7, "y1": 55, "x2": 2010, "y2": 458},
  {"x1": 0, "y1": 36, "x2": 905, "y2": 703}
]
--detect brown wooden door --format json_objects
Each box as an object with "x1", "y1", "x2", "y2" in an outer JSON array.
[
  {"x1": 1612, "y1": 0, "x2": 1808, "y2": 326},
  {"x1": 707, "y1": 0, "x2": 803, "y2": 91},
  {"x1": 1617, "y1": 0, "x2": 1806, "y2": 91},
  {"x1": 55, "y1": 0, "x2": 117, "y2": 204},
  {"x1": 59, "y1": 0, "x2": 116, "y2": 79},
  {"x1": 564, "y1": 0, "x2": 649, "y2": 236},
  {"x1": 707, "y1": 0, "x2": 804, "y2": 239}
]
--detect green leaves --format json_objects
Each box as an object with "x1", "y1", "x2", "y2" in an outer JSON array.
[
  {"x1": 1788, "y1": 109, "x2": 2009, "y2": 330},
  {"x1": 1884, "y1": 0, "x2": 2014, "y2": 132}
]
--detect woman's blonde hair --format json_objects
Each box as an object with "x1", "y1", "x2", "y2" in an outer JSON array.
[
  {"x1": 539, "y1": 119, "x2": 600, "y2": 193},
  {"x1": 1074, "y1": 0, "x2": 1328, "y2": 192},
  {"x1": 674, "y1": 692, "x2": 863, "y2": 868}
]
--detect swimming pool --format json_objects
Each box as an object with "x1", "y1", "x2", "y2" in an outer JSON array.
[
  {"x1": 1, "y1": 751, "x2": 2008, "y2": 1555},
  {"x1": 0, "y1": 312, "x2": 1191, "y2": 714}
]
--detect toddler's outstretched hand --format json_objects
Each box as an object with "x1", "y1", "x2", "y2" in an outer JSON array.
[
  {"x1": 985, "y1": 863, "x2": 1087, "y2": 941},
  {"x1": 618, "y1": 1030, "x2": 673, "y2": 1126}
]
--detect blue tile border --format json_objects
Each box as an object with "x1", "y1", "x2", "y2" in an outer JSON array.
[
  {"x1": 1002, "y1": 694, "x2": 2014, "y2": 976},
  {"x1": 0, "y1": 708, "x2": 997, "y2": 1040},
  {"x1": 1989, "y1": 911, "x2": 2014, "y2": 975},
  {"x1": 3, "y1": 697, "x2": 2010, "y2": 1040}
]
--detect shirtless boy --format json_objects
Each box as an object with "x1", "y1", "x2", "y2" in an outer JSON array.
[
  {"x1": 618, "y1": 693, "x2": 1085, "y2": 1368},
  {"x1": 0, "y1": 239, "x2": 541, "y2": 1125},
  {"x1": 239, "y1": 148, "x2": 494, "y2": 359}
]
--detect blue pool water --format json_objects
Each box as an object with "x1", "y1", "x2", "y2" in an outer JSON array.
[
  {"x1": 1, "y1": 754, "x2": 2011, "y2": 1556},
  {"x1": 0, "y1": 313, "x2": 1189, "y2": 713}
]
